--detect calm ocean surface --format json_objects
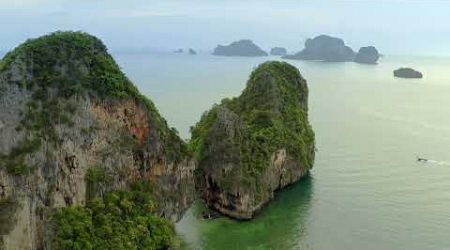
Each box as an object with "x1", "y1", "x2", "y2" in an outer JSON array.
[{"x1": 115, "y1": 52, "x2": 450, "y2": 250}]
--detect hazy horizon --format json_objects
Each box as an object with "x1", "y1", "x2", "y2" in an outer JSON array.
[{"x1": 1, "y1": 0, "x2": 450, "y2": 57}]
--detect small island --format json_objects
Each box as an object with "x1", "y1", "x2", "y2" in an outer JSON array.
[
  {"x1": 354, "y1": 46, "x2": 380, "y2": 64},
  {"x1": 213, "y1": 39, "x2": 268, "y2": 57},
  {"x1": 190, "y1": 61, "x2": 315, "y2": 219},
  {"x1": 394, "y1": 68, "x2": 423, "y2": 79},
  {"x1": 189, "y1": 48, "x2": 197, "y2": 55},
  {"x1": 283, "y1": 35, "x2": 355, "y2": 62},
  {"x1": 270, "y1": 47, "x2": 287, "y2": 56}
]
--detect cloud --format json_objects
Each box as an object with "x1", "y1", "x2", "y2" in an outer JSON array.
[
  {"x1": 0, "y1": 0, "x2": 51, "y2": 8},
  {"x1": 129, "y1": 10, "x2": 179, "y2": 17},
  {"x1": 101, "y1": 9, "x2": 181, "y2": 18}
]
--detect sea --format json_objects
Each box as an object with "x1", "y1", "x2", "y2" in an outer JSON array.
[{"x1": 64, "y1": 52, "x2": 450, "y2": 249}]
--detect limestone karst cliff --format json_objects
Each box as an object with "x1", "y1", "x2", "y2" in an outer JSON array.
[
  {"x1": 190, "y1": 61, "x2": 315, "y2": 219},
  {"x1": 0, "y1": 31, "x2": 195, "y2": 249}
]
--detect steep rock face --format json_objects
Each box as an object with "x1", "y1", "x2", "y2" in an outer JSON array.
[
  {"x1": 284, "y1": 35, "x2": 355, "y2": 62},
  {"x1": 0, "y1": 31, "x2": 194, "y2": 249},
  {"x1": 213, "y1": 40, "x2": 268, "y2": 57},
  {"x1": 270, "y1": 47, "x2": 287, "y2": 56},
  {"x1": 394, "y1": 67, "x2": 423, "y2": 79},
  {"x1": 354, "y1": 46, "x2": 380, "y2": 64},
  {"x1": 190, "y1": 61, "x2": 315, "y2": 219}
]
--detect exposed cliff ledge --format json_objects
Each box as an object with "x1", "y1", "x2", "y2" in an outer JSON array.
[
  {"x1": 213, "y1": 40, "x2": 268, "y2": 57},
  {"x1": 0, "y1": 31, "x2": 194, "y2": 249},
  {"x1": 190, "y1": 61, "x2": 315, "y2": 219}
]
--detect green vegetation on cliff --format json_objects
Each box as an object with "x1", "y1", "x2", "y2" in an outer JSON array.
[
  {"x1": 191, "y1": 61, "x2": 314, "y2": 178},
  {"x1": 0, "y1": 31, "x2": 190, "y2": 249},
  {"x1": 0, "y1": 31, "x2": 135, "y2": 98},
  {"x1": 238, "y1": 62, "x2": 314, "y2": 171},
  {"x1": 0, "y1": 137, "x2": 41, "y2": 176},
  {"x1": 189, "y1": 61, "x2": 315, "y2": 219},
  {"x1": 53, "y1": 181, "x2": 177, "y2": 250},
  {"x1": 0, "y1": 31, "x2": 187, "y2": 177},
  {"x1": 85, "y1": 167, "x2": 110, "y2": 201},
  {"x1": 0, "y1": 197, "x2": 19, "y2": 237}
]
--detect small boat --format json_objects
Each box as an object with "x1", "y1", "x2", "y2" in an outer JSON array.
[{"x1": 417, "y1": 157, "x2": 428, "y2": 162}]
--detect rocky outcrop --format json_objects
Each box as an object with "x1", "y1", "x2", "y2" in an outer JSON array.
[
  {"x1": 213, "y1": 40, "x2": 268, "y2": 57},
  {"x1": 270, "y1": 47, "x2": 287, "y2": 56},
  {"x1": 190, "y1": 61, "x2": 315, "y2": 219},
  {"x1": 283, "y1": 35, "x2": 355, "y2": 62},
  {"x1": 354, "y1": 46, "x2": 380, "y2": 64},
  {"x1": 0, "y1": 31, "x2": 195, "y2": 249},
  {"x1": 394, "y1": 68, "x2": 423, "y2": 78}
]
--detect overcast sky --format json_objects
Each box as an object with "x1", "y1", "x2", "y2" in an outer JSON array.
[{"x1": 1, "y1": 0, "x2": 450, "y2": 56}]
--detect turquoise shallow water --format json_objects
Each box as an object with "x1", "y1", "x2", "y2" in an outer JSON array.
[{"x1": 115, "y1": 53, "x2": 450, "y2": 250}]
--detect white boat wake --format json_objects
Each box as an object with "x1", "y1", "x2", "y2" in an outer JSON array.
[
  {"x1": 419, "y1": 159, "x2": 450, "y2": 166},
  {"x1": 428, "y1": 160, "x2": 450, "y2": 166}
]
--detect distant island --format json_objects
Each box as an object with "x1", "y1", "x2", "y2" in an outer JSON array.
[
  {"x1": 283, "y1": 35, "x2": 355, "y2": 62},
  {"x1": 189, "y1": 48, "x2": 197, "y2": 55},
  {"x1": 270, "y1": 47, "x2": 287, "y2": 56},
  {"x1": 354, "y1": 46, "x2": 380, "y2": 64},
  {"x1": 394, "y1": 68, "x2": 423, "y2": 79},
  {"x1": 283, "y1": 34, "x2": 381, "y2": 65},
  {"x1": 174, "y1": 48, "x2": 183, "y2": 53},
  {"x1": 213, "y1": 39, "x2": 268, "y2": 57}
]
